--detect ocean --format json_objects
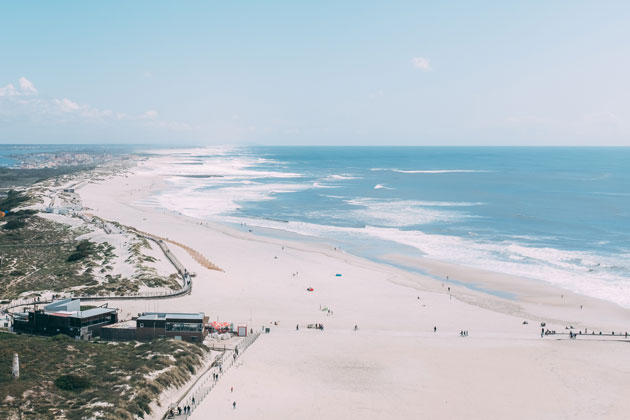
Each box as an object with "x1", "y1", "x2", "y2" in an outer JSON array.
[{"x1": 44, "y1": 145, "x2": 630, "y2": 306}]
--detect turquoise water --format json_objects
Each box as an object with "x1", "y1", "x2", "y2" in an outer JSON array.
[
  {"x1": 151, "y1": 146, "x2": 630, "y2": 306},
  {"x1": 246, "y1": 147, "x2": 630, "y2": 254}
]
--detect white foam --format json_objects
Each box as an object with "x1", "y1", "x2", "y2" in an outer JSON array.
[
  {"x1": 213, "y1": 215, "x2": 630, "y2": 308},
  {"x1": 155, "y1": 181, "x2": 313, "y2": 220},
  {"x1": 371, "y1": 168, "x2": 490, "y2": 174},
  {"x1": 136, "y1": 148, "x2": 311, "y2": 220},
  {"x1": 345, "y1": 198, "x2": 474, "y2": 227},
  {"x1": 312, "y1": 182, "x2": 339, "y2": 189},
  {"x1": 139, "y1": 148, "x2": 630, "y2": 308},
  {"x1": 325, "y1": 174, "x2": 359, "y2": 180}
]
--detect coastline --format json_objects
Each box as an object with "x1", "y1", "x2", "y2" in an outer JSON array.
[{"x1": 77, "y1": 158, "x2": 630, "y2": 420}]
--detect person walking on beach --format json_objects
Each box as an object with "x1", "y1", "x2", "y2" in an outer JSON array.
[
  {"x1": 296, "y1": 324, "x2": 299, "y2": 331},
  {"x1": 233, "y1": 401, "x2": 237, "y2": 409},
  {"x1": 231, "y1": 386, "x2": 234, "y2": 393},
  {"x1": 434, "y1": 326, "x2": 437, "y2": 332}
]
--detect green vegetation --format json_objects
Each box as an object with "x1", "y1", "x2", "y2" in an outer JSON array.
[
  {"x1": 0, "y1": 166, "x2": 95, "y2": 188},
  {"x1": 0, "y1": 332, "x2": 208, "y2": 419},
  {"x1": 125, "y1": 236, "x2": 181, "y2": 291},
  {"x1": 0, "y1": 191, "x2": 35, "y2": 231},
  {"x1": 54, "y1": 374, "x2": 91, "y2": 391},
  {"x1": 0, "y1": 215, "x2": 97, "y2": 299},
  {"x1": 0, "y1": 211, "x2": 180, "y2": 299},
  {"x1": 66, "y1": 240, "x2": 94, "y2": 262},
  {"x1": 3, "y1": 219, "x2": 26, "y2": 230},
  {"x1": 0, "y1": 190, "x2": 30, "y2": 211}
]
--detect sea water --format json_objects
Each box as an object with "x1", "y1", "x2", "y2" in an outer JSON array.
[{"x1": 145, "y1": 146, "x2": 630, "y2": 306}]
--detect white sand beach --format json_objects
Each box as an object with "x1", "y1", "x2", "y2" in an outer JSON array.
[{"x1": 77, "y1": 161, "x2": 630, "y2": 420}]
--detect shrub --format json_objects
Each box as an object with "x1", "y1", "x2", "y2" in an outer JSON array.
[
  {"x1": 3, "y1": 219, "x2": 26, "y2": 230},
  {"x1": 67, "y1": 240, "x2": 95, "y2": 262},
  {"x1": 67, "y1": 252, "x2": 86, "y2": 262},
  {"x1": 54, "y1": 374, "x2": 91, "y2": 391},
  {"x1": 0, "y1": 190, "x2": 29, "y2": 211}
]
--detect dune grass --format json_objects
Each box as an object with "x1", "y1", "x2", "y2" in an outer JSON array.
[{"x1": 0, "y1": 332, "x2": 207, "y2": 419}]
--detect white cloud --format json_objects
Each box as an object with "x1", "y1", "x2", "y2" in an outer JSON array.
[
  {"x1": 141, "y1": 110, "x2": 158, "y2": 120},
  {"x1": 54, "y1": 98, "x2": 81, "y2": 112},
  {"x1": 411, "y1": 57, "x2": 431, "y2": 71},
  {"x1": 0, "y1": 83, "x2": 18, "y2": 97},
  {"x1": 0, "y1": 77, "x2": 192, "y2": 132},
  {"x1": 18, "y1": 77, "x2": 38, "y2": 95},
  {"x1": 0, "y1": 77, "x2": 38, "y2": 97}
]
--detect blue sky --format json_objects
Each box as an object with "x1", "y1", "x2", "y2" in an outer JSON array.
[{"x1": 1, "y1": 1, "x2": 628, "y2": 145}]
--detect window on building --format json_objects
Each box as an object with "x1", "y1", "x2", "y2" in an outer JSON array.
[{"x1": 165, "y1": 322, "x2": 202, "y2": 332}]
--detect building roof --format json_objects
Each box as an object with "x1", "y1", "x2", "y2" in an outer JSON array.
[
  {"x1": 73, "y1": 308, "x2": 116, "y2": 318},
  {"x1": 137, "y1": 312, "x2": 205, "y2": 321},
  {"x1": 45, "y1": 298, "x2": 79, "y2": 313}
]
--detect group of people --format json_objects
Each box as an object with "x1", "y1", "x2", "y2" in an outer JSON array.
[
  {"x1": 169, "y1": 404, "x2": 192, "y2": 417},
  {"x1": 541, "y1": 326, "x2": 629, "y2": 339},
  {"x1": 459, "y1": 330, "x2": 469, "y2": 337}
]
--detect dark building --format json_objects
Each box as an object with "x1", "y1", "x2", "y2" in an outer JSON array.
[
  {"x1": 12, "y1": 299, "x2": 117, "y2": 340},
  {"x1": 100, "y1": 320, "x2": 137, "y2": 341},
  {"x1": 136, "y1": 312, "x2": 207, "y2": 342}
]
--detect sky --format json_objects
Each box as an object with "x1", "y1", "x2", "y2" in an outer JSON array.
[{"x1": 1, "y1": 1, "x2": 629, "y2": 146}]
